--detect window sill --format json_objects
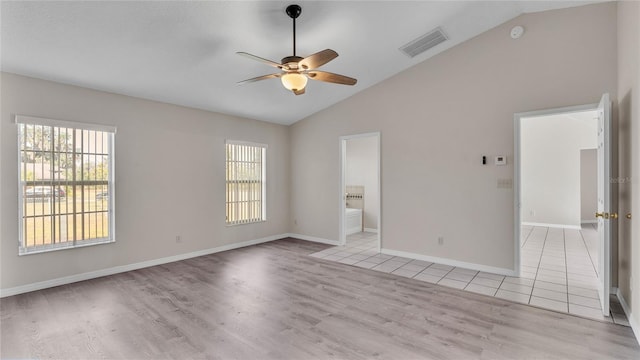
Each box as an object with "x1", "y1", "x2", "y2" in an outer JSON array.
[
  {"x1": 19, "y1": 238, "x2": 116, "y2": 256},
  {"x1": 226, "y1": 220, "x2": 267, "y2": 227}
]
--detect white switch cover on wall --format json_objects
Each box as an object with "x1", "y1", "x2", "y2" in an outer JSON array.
[{"x1": 495, "y1": 155, "x2": 507, "y2": 165}]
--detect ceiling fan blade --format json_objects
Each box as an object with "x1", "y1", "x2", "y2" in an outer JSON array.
[
  {"x1": 298, "y1": 49, "x2": 338, "y2": 70},
  {"x1": 306, "y1": 71, "x2": 357, "y2": 86},
  {"x1": 236, "y1": 52, "x2": 283, "y2": 69},
  {"x1": 293, "y1": 88, "x2": 305, "y2": 96},
  {"x1": 237, "y1": 73, "x2": 281, "y2": 85}
]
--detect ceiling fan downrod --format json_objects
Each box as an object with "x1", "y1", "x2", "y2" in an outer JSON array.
[{"x1": 286, "y1": 4, "x2": 302, "y2": 57}]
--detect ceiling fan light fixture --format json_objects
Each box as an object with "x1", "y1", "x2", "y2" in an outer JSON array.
[
  {"x1": 237, "y1": 4, "x2": 356, "y2": 95},
  {"x1": 281, "y1": 72, "x2": 308, "y2": 91}
]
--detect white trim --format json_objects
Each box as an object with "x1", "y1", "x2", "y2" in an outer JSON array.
[
  {"x1": 521, "y1": 222, "x2": 582, "y2": 230},
  {"x1": 0, "y1": 233, "x2": 287, "y2": 298},
  {"x1": 514, "y1": 103, "x2": 598, "y2": 120},
  {"x1": 225, "y1": 139, "x2": 268, "y2": 148},
  {"x1": 225, "y1": 142, "x2": 267, "y2": 225},
  {"x1": 16, "y1": 123, "x2": 23, "y2": 252},
  {"x1": 339, "y1": 139, "x2": 346, "y2": 245},
  {"x1": 616, "y1": 288, "x2": 640, "y2": 343},
  {"x1": 286, "y1": 233, "x2": 340, "y2": 246},
  {"x1": 364, "y1": 228, "x2": 379, "y2": 234},
  {"x1": 514, "y1": 115, "x2": 521, "y2": 277},
  {"x1": 16, "y1": 121, "x2": 116, "y2": 254},
  {"x1": 581, "y1": 220, "x2": 598, "y2": 224},
  {"x1": 15, "y1": 114, "x2": 116, "y2": 133},
  {"x1": 381, "y1": 248, "x2": 516, "y2": 277}
]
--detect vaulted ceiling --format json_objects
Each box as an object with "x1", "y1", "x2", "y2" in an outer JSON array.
[{"x1": 1, "y1": 1, "x2": 602, "y2": 125}]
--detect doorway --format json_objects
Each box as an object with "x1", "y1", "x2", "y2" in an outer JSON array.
[
  {"x1": 339, "y1": 132, "x2": 381, "y2": 252},
  {"x1": 514, "y1": 94, "x2": 612, "y2": 316}
]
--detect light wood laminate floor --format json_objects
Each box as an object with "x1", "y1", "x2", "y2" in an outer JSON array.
[{"x1": 1, "y1": 238, "x2": 639, "y2": 359}]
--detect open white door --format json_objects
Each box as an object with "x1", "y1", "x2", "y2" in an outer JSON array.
[{"x1": 596, "y1": 93, "x2": 611, "y2": 316}]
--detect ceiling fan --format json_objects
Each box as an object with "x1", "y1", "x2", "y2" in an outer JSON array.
[{"x1": 236, "y1": 4, "x2": 357, "y2": 95}]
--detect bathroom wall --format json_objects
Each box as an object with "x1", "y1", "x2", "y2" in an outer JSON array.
[{"x1": 346, "y1": 136, "x2": 378, "y2": 231}]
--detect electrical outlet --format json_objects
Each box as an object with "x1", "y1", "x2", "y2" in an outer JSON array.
[
  {"x1": 176, "y1": 235, "x2": 182, "y2": 243},
  {"x1": 438, "y1": 236, "x2": 444, "y2": 245}
]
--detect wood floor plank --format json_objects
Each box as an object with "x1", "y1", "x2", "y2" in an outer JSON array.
[{"x1": 1, "y1": 238, "x2": 638, "y2": 359}]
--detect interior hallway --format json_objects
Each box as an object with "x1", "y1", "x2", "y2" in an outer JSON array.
[{"x1": 310, "y1": 226, "x2": 628, "y2": 325}]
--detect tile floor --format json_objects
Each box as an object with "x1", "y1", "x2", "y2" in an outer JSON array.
[{"x1": 309, "y1": 227, "x2": 630, "y2": 326}]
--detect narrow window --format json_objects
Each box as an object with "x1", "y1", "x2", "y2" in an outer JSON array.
[
  {"x1": 16, "y1": 115, "x2": 116, "y2": 254},
  {"x1": 225, "y1": 141, "x2": 266, "y2": 225}
]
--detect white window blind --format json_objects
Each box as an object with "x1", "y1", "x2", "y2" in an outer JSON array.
[
  {"x1": 16, "y1": 115, "x2": 116, "y2": 254},
  {"x1": 225, "y1": 141, "x2": 266, "y2": 225}
]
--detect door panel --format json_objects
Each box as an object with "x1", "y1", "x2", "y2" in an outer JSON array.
[{"x1": 596, "y1": 93, "x2": 611, "y2": 316}]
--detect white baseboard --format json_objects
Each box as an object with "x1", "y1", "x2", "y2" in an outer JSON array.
[
  {"x1": 0, "y1": 233, "x2": 288, "y2": 298},
  {"x1": 616, "y1": 288, "x2": 640, "y2": 343},
  {"x1": 521, "y1": 222, "x2": 582, "y2": 230},
  {"x1": 581, "y1": 220, "x2": 598, "y2": 224},
  {"x1": 381, "y1": 248, "x2": 517, "y2": 277},
  {"x1": 286, "y1": 233, "x2": 340, "y2": 246},
  {"x1": 364, "y1": 228, "x2": 379, "y2": 234}
]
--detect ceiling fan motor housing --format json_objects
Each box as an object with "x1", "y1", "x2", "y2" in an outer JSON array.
[{"x1": 281, "y1": 56, "x2": 304, "y2": 70}]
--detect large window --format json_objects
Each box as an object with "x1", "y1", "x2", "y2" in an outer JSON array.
[
  {"x1": 16, "y1": 115, "x2": 116, "y2": 254},
  {"x1": 225, "y1": 141, "x2": 266, "y2": 225}
]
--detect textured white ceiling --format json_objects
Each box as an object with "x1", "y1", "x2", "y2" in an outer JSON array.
[{"x1": 1, "y1": 1, "x2": 601, "y2": 125}]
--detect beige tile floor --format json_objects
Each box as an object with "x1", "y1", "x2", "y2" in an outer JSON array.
[{"x1": 309, "y1": 226, "x2": 629, "y2": 326}]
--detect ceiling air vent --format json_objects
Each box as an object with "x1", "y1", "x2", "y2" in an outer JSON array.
[{"x1": 399, "y1": 27, "x2": 448, "y2": 58}]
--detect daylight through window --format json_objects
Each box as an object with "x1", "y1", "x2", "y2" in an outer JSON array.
[
  {"x1": 225, "y1": 141, "x2": 266, "y2": 225},
  {"x1": 17, "y1": 116, "x2": 115, "y2": 254}
]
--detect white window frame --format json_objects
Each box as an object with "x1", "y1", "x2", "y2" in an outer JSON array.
[
  {"x1": 225, "y1": 140, "x2": 267, "y2": 226},
  {"x1": 15, "y1": 115, "x2": 116, "y2": 255}
]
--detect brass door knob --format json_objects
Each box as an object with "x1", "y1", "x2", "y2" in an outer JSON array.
[
  {"x1": 610, "y1": 213, "x2": 618, "y2": 220},
  {"x1": 627, "y1": 213, "x2": 632, "y2": 220},
  {"x1": 595, "y1": 212, "x2": 608, "y2": 219}
]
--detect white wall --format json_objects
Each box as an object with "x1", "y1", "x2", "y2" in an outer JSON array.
[
  {"x1": 346, "y1": 136, "x2": 378, "y2": 230},
  {"x1": 290, "y1": 2, "x2": 617, "y2": 271},
  {"x1": 616, "y1": 0, "x2": 640, "y2": 335},
  {"x1": 0, "y1": 73, "x2": 290, "y2": 291},
  {"x1": 580, "y1": 149, "x2": 597, "y2": 222},
  {"x1": 521, "y1": 112, "x2": 597, "y2": 228}
]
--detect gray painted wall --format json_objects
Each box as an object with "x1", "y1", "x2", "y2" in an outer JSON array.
[
  {"x1": 616, "y1": 0, "x2": 640, "y2": 333},
  {"x1": 290, "y1": 3, "x2": 617, "y2": 271},
  {"x1": 0, "y1": 73, "x2": 291, "y2": 289}
]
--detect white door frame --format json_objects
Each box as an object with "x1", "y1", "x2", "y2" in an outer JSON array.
[
  {"x1": 513, "y1": 103, "x2": 599, "y2": 277},
  {"x1": 339, "y1": 132, "x2": 381, "y2": 252}
]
